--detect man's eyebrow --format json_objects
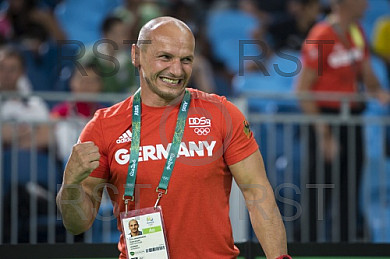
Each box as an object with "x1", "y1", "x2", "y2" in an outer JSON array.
[{"x1": 156, "y1": 51, "x2": 172, "y2": 56}]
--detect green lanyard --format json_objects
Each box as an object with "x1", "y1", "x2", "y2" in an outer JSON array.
[{"x1": 123, "y1": 89, "x2": 191, "y2": 210}]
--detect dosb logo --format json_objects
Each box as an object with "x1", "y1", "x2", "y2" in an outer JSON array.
[{"x1": 188, "y1": 116, "x2": 211, "y2": 136}]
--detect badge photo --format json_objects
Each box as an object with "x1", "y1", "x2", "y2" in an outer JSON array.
[{"x1": 120, "y1": 206, "x2": 169, "y2": 259}]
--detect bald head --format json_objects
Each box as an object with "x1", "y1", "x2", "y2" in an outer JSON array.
[
  {"x1": 137, "y1": 17, "x2": 195, "y2": 51},
  {"x1": 131, "y1": 16, "x2": 195, "y2": 106}
]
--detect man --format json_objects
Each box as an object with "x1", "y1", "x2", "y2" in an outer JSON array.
[
  {"x1": 56, "y1": 17, "x2": 290, "y2": 259},
  {"x1": 128, "y1": 219, "x2": 142, "y2": 237},
  {"x1": 296, "y1": 0, "x2": 390, "y2": 241}
]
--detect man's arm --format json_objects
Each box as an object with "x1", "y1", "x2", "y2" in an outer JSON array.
[
  {"x1": 295, "y1": 67, "x2": 338, "y2": 161},
  {"x1": 295, "y1": 67, "x2": 319, "y2": 115},
  {"x1": 229, "y1": 150, "x2": 287, "y2": 259},
  {"x1": 361, "y1": 59, "x2": 390, "y2": 104},
  {"x1": 56, "y1": 142, "x2": 106, "y2": 235}
]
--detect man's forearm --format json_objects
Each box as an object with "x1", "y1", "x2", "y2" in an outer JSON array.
[
  {"x1": 246, "y1": 188, "x2": 288, "y2": 258},
  {"x1": 56, "y1": 184, "x2": 96, "y2": 235},
  {"x1": 296, "y1": 67, "x2": 327, "y2": 135}
]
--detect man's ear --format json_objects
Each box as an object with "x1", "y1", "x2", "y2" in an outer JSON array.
[{"x1": 131, "y1": 44, "x2": 140, "y2": 68}]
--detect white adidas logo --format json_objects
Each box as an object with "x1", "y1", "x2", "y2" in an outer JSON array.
[{"x1": 116, "y1": 129, "x2": 132, "y2": 144}]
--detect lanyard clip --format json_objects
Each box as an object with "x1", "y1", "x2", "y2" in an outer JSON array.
[
  {"x1": 154, "y1": 192, "x2": 163, "y2": 210},
  {"x1": 123, "y1": 195, "x2": 134, "y2": 215},
  {"x1": 154, "y1": 188, "x2": 167, "y2": 210}
]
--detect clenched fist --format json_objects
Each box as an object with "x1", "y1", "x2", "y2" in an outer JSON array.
[{"x1": 64, "y1": 141, "x2": 100, "y2": 185}]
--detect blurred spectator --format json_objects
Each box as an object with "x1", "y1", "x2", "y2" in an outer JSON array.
[
  {"x1": 296, "y1": 0, "x2": 390, "y2": 242},
  {"x1": 0, "y1": 46, "x2": 57, "y2": 243},
  {"x1": 0, "y1": 0, "x2": 71, "y2": 92},
  {"x1": 267, "y1": 0, "x2": 320, "y2": 52},
  {"x1": 82, "y1": 16, "x2": 137, "y2": 93},
  {"x1": 18, "y1": 21, "x2": 70, "y2": 92},
  {"x1": 113, "y1": 0, "x2": 163, "y2": 42},
  {"x1": 373, "y1": 14, "x2": 390, "y2": 63},
  {"x1": 0, "y1": 46, "x2": 50, "y2": 150},
  {"x1": 0, "y1": 0, "x2": 66, "y2": 44},
  {"x1": 51, "y1": 63, "x2": 105, "y2": 165}
]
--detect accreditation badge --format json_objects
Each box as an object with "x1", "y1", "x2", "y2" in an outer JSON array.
[{"x1": 120, "y1": 206, "x2": 169, "y2": 259}]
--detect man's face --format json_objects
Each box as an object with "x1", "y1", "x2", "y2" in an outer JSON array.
[
  {"x1": 135, "y1": 24, "x2": 195, "y2": 104},
  {"x1": 342, "y1": 0, "x2": 367, "y2": 20},
  {"x1": 0, "y1": 55, "x2": 23, "y2": 91},
  {"x1": 129, "y1": 220, "x2": 139, "y2": 235}
]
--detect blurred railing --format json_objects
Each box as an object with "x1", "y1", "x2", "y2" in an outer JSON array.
[{"x1": 1, "y1": 91, "x2": 389, "y2": 244}]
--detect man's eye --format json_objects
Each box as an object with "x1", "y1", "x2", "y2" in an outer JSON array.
[
  {"x1": 160, "y1": 55, "x2": 170, "y2": 60},
  {"x1": 182, "y1": 58, "x2": 193, "y2": 64}
]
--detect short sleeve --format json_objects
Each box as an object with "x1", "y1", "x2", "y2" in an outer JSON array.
[
  {"x1": 222, "y1": 100, "x2": 258, "y2": 165},
  {"x1": 78, "y1": 110, "x2": 110, "y2": 179}
]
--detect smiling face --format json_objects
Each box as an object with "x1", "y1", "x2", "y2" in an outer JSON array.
[{"x1": 132, "y1": 18, "x2": 195, "y2": 106}]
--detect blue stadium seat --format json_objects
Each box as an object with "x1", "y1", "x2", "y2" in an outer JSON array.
[
  {"x1": 55, "y1": 0, "x2": 121, "y2": 46},
  {"x1": 233, "y1": 51, "x2": 301, "y2": 112},
  {"x1": 206, "y1": 9, "x2": 260, "y2": 73},
  {"x1": 361, "y1": 0, "x2": 390, "y2": 42},
  {"x1": 361, "y1": 53, "x2": 390, "y2": 242}
]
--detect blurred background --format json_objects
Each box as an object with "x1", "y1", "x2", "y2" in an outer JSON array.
[{"x1": 0, "y1": 0, "x2": 390, "y2": 251}]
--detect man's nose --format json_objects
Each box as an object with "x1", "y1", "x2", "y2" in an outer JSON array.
[{"x1": 169, "y1": 59, "x2": 184, "y2": 77}]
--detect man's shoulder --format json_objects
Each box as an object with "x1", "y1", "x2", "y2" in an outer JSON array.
[{"x1": 93, "y1": 96, "x2": 132, "y2": 121}]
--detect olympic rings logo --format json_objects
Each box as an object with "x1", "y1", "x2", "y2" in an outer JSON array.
[{"x1": 194, "y1": 127, "x2": 210, "y2": 135}]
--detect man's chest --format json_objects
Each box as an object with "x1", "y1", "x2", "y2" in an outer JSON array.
[{"x1": 106, "y1": 112, "x2": 226, "y2": 184}]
